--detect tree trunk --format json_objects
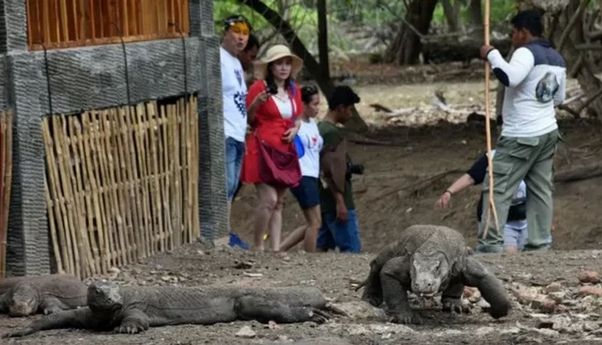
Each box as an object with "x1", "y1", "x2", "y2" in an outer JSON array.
[
  {"x1": 317, "y1": 0, "x2": 330, "y2": 80},
  {"x1": 468, "y1": 0, "x2": 482, "y2": 26},
  {"x1": 239, "y1": 0, "x2": 368, "y2": 131},
  {"x1": 441, "y1": 0, "x2": 460, "y2": 32},
  {"x1": 542, "y1": 0, "x2": 602, "y2": 118},
  {"x1": 384, "y1": 0, "x2": 438, "y2": 65}
]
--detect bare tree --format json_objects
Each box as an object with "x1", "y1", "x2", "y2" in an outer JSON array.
[
  {"x1": 441, "y1": 0, "x2": 466, "y2": 32},
  {"x1": 384, "y1": 0, "x2": 438, "y2": 65}
]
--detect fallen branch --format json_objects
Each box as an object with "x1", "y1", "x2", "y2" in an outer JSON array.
[{"x1": 555, "y1": 163, "x2": 602, "y2": 183}]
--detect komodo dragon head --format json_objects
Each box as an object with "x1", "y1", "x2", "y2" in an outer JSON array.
[
  {"x1": 8, "y1": 284, "x2": 39, "y2": 316},
  {"x1": 410, "y1": 251, "x2": 450, "y2": 295},
  {"x1": 87, "y1": 281, "x2": 123, "y2": 312}
]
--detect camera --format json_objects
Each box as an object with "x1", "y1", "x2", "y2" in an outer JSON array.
[
  {"x1": 346, "y1": 161, "x2": 364, "y2": 180},
  {"x1": 266, "y1": 83, "x2": 278, "y2": 95}
]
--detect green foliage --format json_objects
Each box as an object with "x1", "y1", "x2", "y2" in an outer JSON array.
[
  {"x1": 213, "y1": 1, "x2": 319, "y2": 48},
  {"x1": 432, "y1": 0, "x2": 518, "y2": 27}
]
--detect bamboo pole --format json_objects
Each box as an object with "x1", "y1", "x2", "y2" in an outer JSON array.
[
  {"x1": 83, "y1": 111, "x2": 112, "y2": 270},
  {"x1": 159, "y1": 103, "x2": 173, "y2": 249},
  {"x1": 125, "y1": 105, "x2": 148, "y2": 258},
  {"x1": 94, "y1": 110, "x2": 121, "y2": 267},
  {"x1": 51, "y1": 116, "x2": 77, "y2": 276},
  {"x1": 67, "y1": 116, "x2": 96, "y2": 277},
  {"x1": 121, "y1": 105, "x2": 145, "y2": 258},
  {"x1": 57, "y1": 116, "x2": 89, "y2": 277},
  {"x1": 482, "y1": 0, "x2": 499, "y2": 240},
  {"x1": 100, "y1": 110, "x2": 129, "y2": 265},
  {"x1": 146, "y1": 102, "x2": 164, "y2": 251},
  {"x1": 190, "y1": 96, "x2": 200, "y2": 240},
  {"x1": 134, "y1": 104, "x2": 154, "y2": 255},
  {"x1": 43, "y1": 119, "x2": 71, "y2": 274},
  {"x1": 172, "y1": 102, "x2": 183, "y2": 245},
  {"x1": 110, "y1": 107, "x2": 135, "y2": 263},
  {"x1": 0, "y1": 112, "x2": 12, "y2": 277},
  {"x1": 72, "y1": 115, "x2": 102, "y2": 274}
]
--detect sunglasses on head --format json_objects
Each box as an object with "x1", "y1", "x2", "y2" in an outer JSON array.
[
  {"x1": 224, "y1": 16, "x2": 251, "y2": 35},
  {"x1": 228, "y1": 22, "x2": 250, "y2": 36}
]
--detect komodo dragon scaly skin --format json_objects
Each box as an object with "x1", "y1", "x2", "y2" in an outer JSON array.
[
  {"x1": 0, "y1": 274, "x2": 87, "y2": 316},
  {"x1": 359, "y1": 225, "x2": 511, "y2": 324},
  {"x1": 4, "y1": 281, "x2": 330, "y2": 337}
]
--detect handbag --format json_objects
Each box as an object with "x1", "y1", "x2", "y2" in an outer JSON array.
[{"x1": 256, "y1": 135, "x2": 301, "y2": 188}]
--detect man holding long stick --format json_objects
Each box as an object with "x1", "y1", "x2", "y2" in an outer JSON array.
[{"x1": 478, "y1": 9, "x2": 566, "y2": 253}]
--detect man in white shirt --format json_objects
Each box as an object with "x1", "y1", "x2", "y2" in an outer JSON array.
[
  {"x1": 477, "y1": 10, "x2": 565, "y2": 253},
  {"x1": 221, "y1": 15, "x2": 251, "y2": 248}
]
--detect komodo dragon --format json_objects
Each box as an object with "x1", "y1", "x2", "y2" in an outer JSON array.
[
  {"x1": 5, "y1": 281, "x2": 330, "y2": 337},
  {"x1": 358, "y1": 225, "x2": 511, "y2": 324},
  {"x1": 0, "y1": 274, "x2": 87, "y2": 316}
]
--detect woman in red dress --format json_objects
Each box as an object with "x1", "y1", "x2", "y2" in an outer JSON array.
[{"x1": 241, "y1": 45, "x2": 304, "y2": 251}]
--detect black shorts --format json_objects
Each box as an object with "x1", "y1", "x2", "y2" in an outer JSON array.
[{"x1": 290, "y1": 176, "x2": 320, "y2": 210}]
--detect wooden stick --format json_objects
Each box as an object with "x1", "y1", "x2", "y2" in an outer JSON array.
[
  {"x1": 134, "y1": 103, "x2": 154, "y2": 255},
  {"x1": 146, "y1": 102, "x2": 163, "y2": 252},
  {"x1": 482, "y1": 0, "x2": 500, "y2": 240},
  {"x1": 159, "y1": 103, "x2": 174, "y2": 249},
  {"x1": 50, "y1": 116, "x2": 79, "y2": 276},
  {"x1": 67, "y1": 115, "x2": 96, "y2": 277},
  {"x1": 110, "y1": 107, "x2": 135, "y2": 263},
  {"x1": 191, "y1": 96, "x2": 200, "y2": 240},
  {"x1": 123, "y1": 105, "x2": 146, "y2": 258},
  {"x1": 71, "y1": 114, "x2": 102, "y2": 274},
  {"x1": 0, "y1": 112, "x2": 12, "y2": 277},
  {"x1": 49, "y1": 117, "x2": 76, "y2": 275},
  {"x1": 83, "y1": 111, "x2": 112, "y2": 270},
  {"x1": 125, "y1": 105, "x2": 148, "y2": 258},
  {"x1": 100, "y1": 109, "x2": 129, "y2": 265},
  {"x1": 167, "y1": 103, "x2": 178, "y2": 246}
]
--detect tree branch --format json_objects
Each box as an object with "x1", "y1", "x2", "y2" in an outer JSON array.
[{"x1": 557, "y1": 0, "x2": 591, "y2": 51}]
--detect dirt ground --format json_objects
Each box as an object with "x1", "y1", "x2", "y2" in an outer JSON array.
[{"x1": 2, "y1": 65, "x2": 602, "y2": 344}]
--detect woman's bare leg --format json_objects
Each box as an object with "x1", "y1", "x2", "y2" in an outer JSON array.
[
  {"x1": 303, "y1": 205, "x2": 321, "y2": 252},
  {"x1": 254, "y1": 183, "x2": 278, "y2": 251},
  {"x1": 267, "y1": 187, "x2": 287, "y2": 252},
  {"x1": 279, "y1": 225, "x2": 307, "y2": 252},
  {"x1": 279, "y1": 205, "x2": 321, "y2": 252}
]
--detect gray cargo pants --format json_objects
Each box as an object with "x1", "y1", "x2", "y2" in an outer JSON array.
[{"x1": 477, "y1": 129, "x2": 559, "y2": 253}]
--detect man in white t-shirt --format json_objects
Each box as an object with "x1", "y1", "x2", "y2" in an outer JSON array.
[
  {"x1": 220, "y1": 15, "x2": 251, "y2": 248},
  {"x1": 478, "y1": 10, "x2": 565, "y2": 253}
]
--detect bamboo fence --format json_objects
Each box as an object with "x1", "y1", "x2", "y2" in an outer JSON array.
[
  {"x1": 44, "y1": 96, "x2": 199, "y2": 278},
  {"x1": 0, "y1": 111, "x2": 13, "y2": 279},
  {"x1": 26, "y1": 0, "x2": 190, "y2": 50}
]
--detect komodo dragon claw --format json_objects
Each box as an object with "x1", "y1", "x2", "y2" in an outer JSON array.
[
  {"x1": 442, "y1": 298, "x2": 469, "y2": 315},
  {"x1": 309, "y1": 308, "x2": 331, "y2": 324}
]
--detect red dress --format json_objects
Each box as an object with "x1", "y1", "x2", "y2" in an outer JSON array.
[{"x1": 241, "y1": 80, "x2": 304, "y2": 184}]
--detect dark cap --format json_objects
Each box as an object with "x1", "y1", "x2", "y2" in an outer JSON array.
[{"x1": 223, "y1": 14, "x2": 253, "y2": 32}]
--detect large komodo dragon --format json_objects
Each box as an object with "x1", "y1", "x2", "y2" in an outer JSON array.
[
  {"x1": 0, "y1": 274, "x2": 87, "y2": 316},
  {"x1": 5, "y1": 281, "x2": 330, "y2": 337},
  {"x1": 359, "y1": 225, "x2": 511, "y2": 324}
]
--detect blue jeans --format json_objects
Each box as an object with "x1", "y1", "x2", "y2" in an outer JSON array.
[
  {"x1": 317, "y1": 209, "x2": 361, "y2": 253},
  {"x1": 225, "y1": 137, "x2": 245, "y2": 200}
]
